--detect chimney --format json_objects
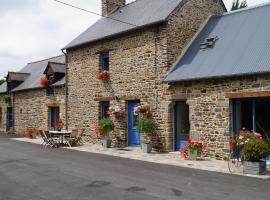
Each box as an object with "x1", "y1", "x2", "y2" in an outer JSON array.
[{"x1": 102, "y1": 0, "x2": 126, "y2": 16}]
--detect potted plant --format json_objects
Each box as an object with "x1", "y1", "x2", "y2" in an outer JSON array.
[
  {"x1": 24, "y1": 128, "x2": 38, "y2": 139},
  {"x1": 98, "y1": 118, "x2": 114, "y2": 148},
  {"x1": 107, "y1": 105, "x2": 126, "y2": 117},
  {"x1": 242, "y1": 138, "x2": 270, "y2": 175},
  {"x1": 96, "y1": 70, "x2": 110, "y2": 81},
  {"x1": 180, "y1": 139, "x2": 204, "y2": 160},
  {"x1": 54, "y1": 119, "x2": 64, "y2": 131},
  {"x1": 136, "y1": 117, "x2": 156, "y2": 153}
]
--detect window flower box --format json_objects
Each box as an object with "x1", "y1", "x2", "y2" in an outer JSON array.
[
  {"x1": 40, "y1": 76, "x2": 49, "y2": 87},
  {"x1": 96, "y1": 70, "x2": 110, "y2": 81}
]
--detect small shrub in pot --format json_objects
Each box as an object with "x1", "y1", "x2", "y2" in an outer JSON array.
[{"x1": 98, "y1": 118, "x2": 114, "y2": 148}]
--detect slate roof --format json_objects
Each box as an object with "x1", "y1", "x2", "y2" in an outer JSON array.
[
  {"x1": 0, "y1": 82, "x2": 7, "y2": 94},
  {"x1": 64, "y1": 0, "x2": 184, "y2": 49},
  {"x1": 9, "y1": 55, "x2": 65, "y2": 92},
  {"x1": 164, "y1": 3, "x2": 270, "y2": 83}
]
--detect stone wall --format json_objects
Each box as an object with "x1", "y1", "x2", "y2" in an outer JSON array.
[
  {"x1": 168, "y1": 74, "x2": 270, "y2": 158},
  {"x1": 167, "y1": 0, "x2": 225, "y2": 67},
  {"x1": 66, "y1": 0, "x2": 225, "y2": 150},
  {"x1": 13, "y1": 86, "x2": 65, "y2": 134}
]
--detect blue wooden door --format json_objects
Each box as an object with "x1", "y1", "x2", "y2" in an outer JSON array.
[
  {"x1": 128, "y1": 101, "x2": 140, "y2": 146},
  {"x1": 174, "y1": 101, "x2": 190, "y2": 151}
]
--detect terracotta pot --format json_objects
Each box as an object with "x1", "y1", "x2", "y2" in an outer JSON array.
[{"x1": 24, "y1": 129, "x2": 32, "y2": 139}]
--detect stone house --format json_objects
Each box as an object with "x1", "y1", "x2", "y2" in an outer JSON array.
[
  {"x1": 0, "y1": 55, "x2": 66, "y2": 134},
  {"x1": 64, "y1": 0, "x2": 227, "y2": 155},
  {"x1": 164, "y1": 3, "x2": 270, "y2": 158}
]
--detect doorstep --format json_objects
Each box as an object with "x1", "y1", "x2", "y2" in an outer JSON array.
[{"x1": 11, "y1": 137, "x2": 270, "y2": 179}]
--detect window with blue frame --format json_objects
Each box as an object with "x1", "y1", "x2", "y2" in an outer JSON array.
[
  {"x1": 46, "y1": 86, "x2": 54, "y2": 97},
  {"x1": 100, "y1": 52, "x2": 109, "y2": 71},
  {"x1": 100, "y1": 101, "x2": 110, "y2": 119},
  {"x1": 232, "y1": 98, "x2": 270, "y2": 143}
]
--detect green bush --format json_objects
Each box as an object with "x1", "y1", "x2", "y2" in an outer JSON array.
[
  {"x1": 242, "y1": 139, "x2": 270, "y2": 162},
  {"x1": 99, "y1": 118, "x2": 114, "y2": 134},
  {"x1": 2, "y1": 93, "x2": 11, "y2": 103},
  {"x1": 136, "y1": 118, "x2": 156, "y2": 134}
]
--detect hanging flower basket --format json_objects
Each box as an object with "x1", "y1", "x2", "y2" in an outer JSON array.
[
  {"x1": 107, "y1": 106, "x2": 126, "y2": 117},
  {"x1": 96, "y1": 70, "x2": 110, "y2": 81},
  {"x1": 40, "y1": 76, "x2": 49, "y2": 87},
  {"x1": 133, "y1": 104, "x2": 152, "y2": 118}
]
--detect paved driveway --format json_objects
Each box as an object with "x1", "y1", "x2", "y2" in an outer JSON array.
[{"x1": 0, "y1": 137, "x2": 269, "y2": 200}]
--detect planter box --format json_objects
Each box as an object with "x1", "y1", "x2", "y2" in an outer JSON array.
[
  {"x1": 243, "y1": 161, "x2": 267, "y2": 175},
  {"x1": 101, "y1": 139, "x2": 112, "y2": 148},
  {"x1": 142, "y1": 143, "x2": 152, "y2": 153}
]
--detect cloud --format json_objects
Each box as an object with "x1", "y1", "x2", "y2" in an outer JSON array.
[{"x1": 0, "y1": 0, "x2": 270, "y2": 78}]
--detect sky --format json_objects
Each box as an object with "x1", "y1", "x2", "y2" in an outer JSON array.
[{"x1": 0, "y1": 0, "x2": 270, "y2": 78}]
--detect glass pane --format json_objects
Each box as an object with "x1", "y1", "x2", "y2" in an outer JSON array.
[
  {"x1": 175, "y1": 102, "x2": 190, "y2": 141},
  {"x1": 255, "y1": 98, "x2": 270, "y2": 143}
]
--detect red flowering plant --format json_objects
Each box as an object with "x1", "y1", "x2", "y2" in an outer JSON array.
[
  {"x1": 133, "y1": 104, "x2": 152, "y2": 118},
  {"x1": 40, "y1": 76, "x2": 49, "y2": 87},
  {"x1": 96, "y1": 70, "x2": 110, "y2": 81},
  {"x1": 180, "y1": 139, "x2": 208, "y2": 159},
  {"x1": 54, "y1": 119, "x2": 64, "y2": 131}
]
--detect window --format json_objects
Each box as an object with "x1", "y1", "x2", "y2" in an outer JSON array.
[
  {"x1": 100, "y1": 101, "x2": 110, "y2": 119},
  {"x1": 200, "y1": 36, "x2": 219, "y2": 50},
  {"x1": 46, "y1": 86, "x2": 54, "y2": 97},
  {"x1": 100, "y1": 52, "x2": 109, "y2": 71},
  {"x1": 232, "y1": 98, "x2": 270, "y2": 138}
]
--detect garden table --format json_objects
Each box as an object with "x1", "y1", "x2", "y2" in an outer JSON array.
[{"x1": 49, "y1": 130, "x2": 72, "y2": 147}]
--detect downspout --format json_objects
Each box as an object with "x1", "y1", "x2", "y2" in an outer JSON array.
[
  {"x1": 12, "y1": 92, "x2": 15, "y2": 131},
  {"x1": 62, "y1": 49, "x2": 68, "y2": 130}
]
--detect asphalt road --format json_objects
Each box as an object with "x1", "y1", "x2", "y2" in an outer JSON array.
[{"x1": 0, "y1": 136, "x2": 269, "y2": 200}]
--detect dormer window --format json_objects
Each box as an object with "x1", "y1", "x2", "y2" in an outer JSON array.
[
  {"x1": 200, "y1": 36, "x2": 219, "y2": 50},
  {"x1": 100, "y1": 52, "x2": 109, "y2": 71}
]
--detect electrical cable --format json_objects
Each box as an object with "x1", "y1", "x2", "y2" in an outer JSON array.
[{"x1": 52, "y1": 0, "x2": 138, "y2": 27}]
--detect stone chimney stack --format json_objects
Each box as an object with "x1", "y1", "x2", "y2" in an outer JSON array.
[{"x1": 102, "y1": 0, "x2": 126, "y2": 16}]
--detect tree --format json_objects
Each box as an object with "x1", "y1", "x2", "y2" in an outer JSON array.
[
  {"x1": 0, "y1": 76, "x2": 7, "y2": 85},
  {"x1": 0, "y1": 79, "x2": 5, "y2": 85},
  {"x1": 231, "y1": 0, "x2": 248, "y2": 11}
]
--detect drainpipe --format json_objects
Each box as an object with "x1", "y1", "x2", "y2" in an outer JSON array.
[
  {"x1": 61, "y1": 49, "x2": 68, "y2": 130},
  {"x1": 11, "y1": 92, "x2": 15, "y2": 131}
]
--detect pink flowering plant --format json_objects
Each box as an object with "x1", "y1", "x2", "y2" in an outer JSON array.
[
  {"x1": 107, "y1": 105, "x2": 125, "y2": 116},
  {"x1": 235, "y1": 128, "x2": 263, "y2": 146},
  {"x1": 133, "y1": 104, "x2": 152, "y2": 118}
]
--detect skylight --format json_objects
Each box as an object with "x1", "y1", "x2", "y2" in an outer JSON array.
[{"x1": 200, "y1": 36, "x2": 219, "y2": 50}]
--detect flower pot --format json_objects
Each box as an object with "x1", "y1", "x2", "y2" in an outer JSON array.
[
  {"x1": 142, "y1": 143, "x2": 152, "y2": 153},
  {"x1": 101, "y1": 139, "x2": 112, "y2": 148},
  {"x1": 243, "y1": 161, "x2": 267, "y2": 175},
  {"x1": 188, "y1": 151, "x2": 198, "y2": 161}
]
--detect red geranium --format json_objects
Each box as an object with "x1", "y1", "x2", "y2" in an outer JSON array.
[
  {"x1": 54, "y1": 119, "x2": 64, "y2": 131},
  {"x1": 96, "y1": 70, "x2": 110, "y2": 81},
  {"x1": 40, "y1": 76, "x2": 49, "y2": 87}
]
